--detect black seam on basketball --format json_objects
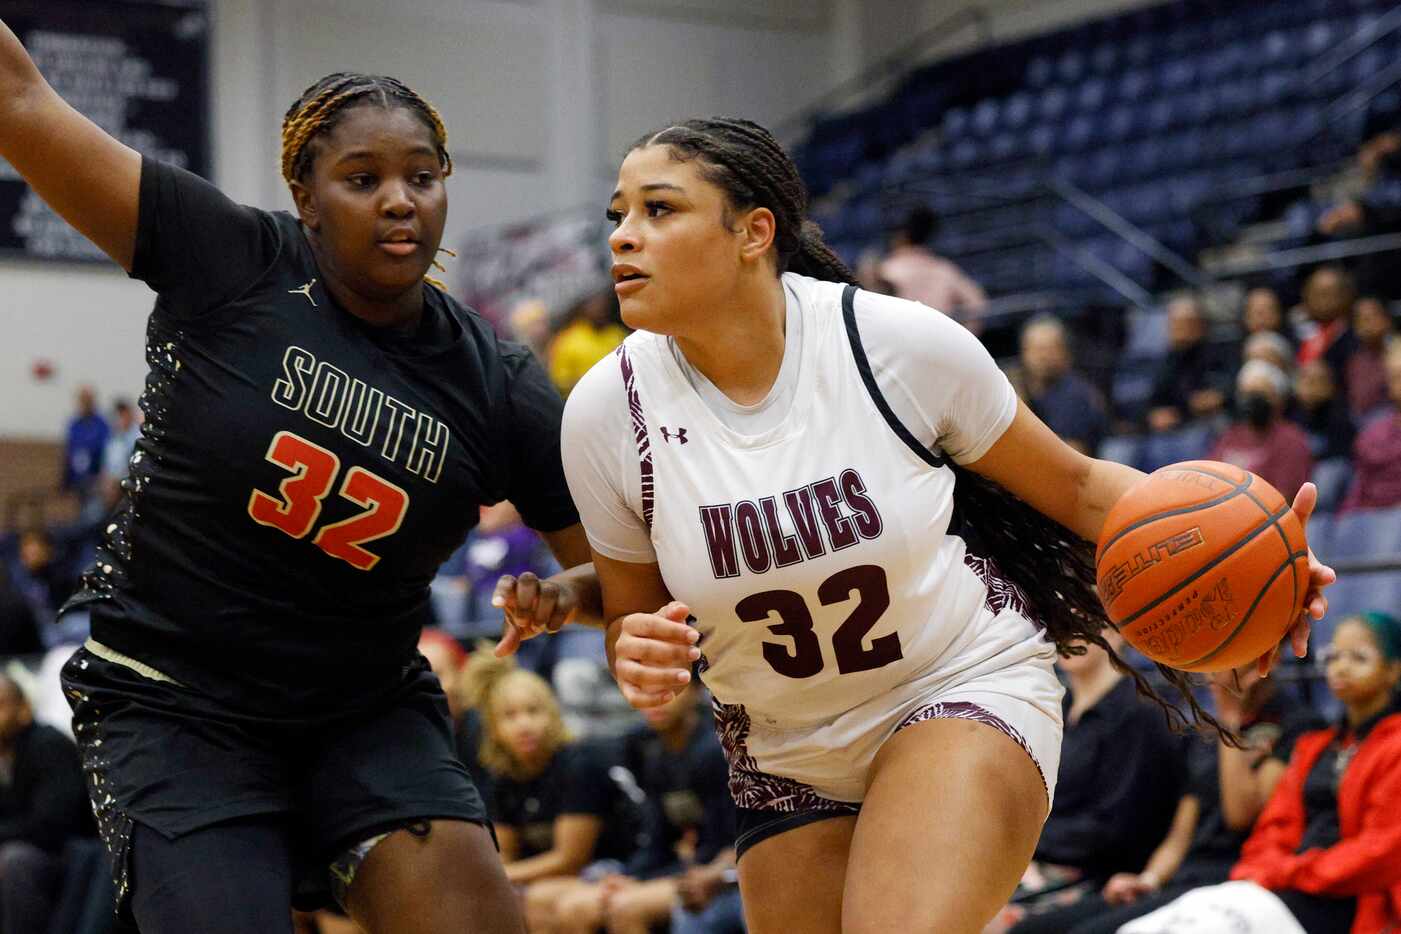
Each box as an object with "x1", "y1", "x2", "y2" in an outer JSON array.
[
  {"x1": 1118, "y1": 502, "x2": 1293, "y2": 628},
  {"x1": 1181, "y1": 548, "x2": 1310, "y2": 668},
  {"x1": 1098, "y1": 472, "x2": 1252, "y2": 557}
]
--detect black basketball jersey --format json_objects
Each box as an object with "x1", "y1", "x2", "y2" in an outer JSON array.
[{"x1": 66, "y1": 158, "x2": 578, "y2": 717}]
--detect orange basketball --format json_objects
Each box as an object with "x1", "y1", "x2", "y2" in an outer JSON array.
[{"x1": 1095, "y1": 461, "x2": 1310, "y2": 672}]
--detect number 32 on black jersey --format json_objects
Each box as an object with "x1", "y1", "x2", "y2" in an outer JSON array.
[{"x1": 247, "y1": 430, "x2": 409, "y2": 571}]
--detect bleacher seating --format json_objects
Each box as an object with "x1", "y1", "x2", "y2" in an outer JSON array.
[{"x1": 796, "y1": 0, "x2": 1401, "y2": 301}]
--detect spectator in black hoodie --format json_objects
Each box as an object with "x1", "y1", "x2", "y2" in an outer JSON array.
[{"x1": 0, "y1": 671, "x2": 93, "y2": 933}]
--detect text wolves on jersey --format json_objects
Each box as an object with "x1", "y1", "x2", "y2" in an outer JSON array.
[
  {"x1": 699, "y1": 468, "x2": 883, "y2": 579},
  {"x1": 270, "y1": 345, "x2": 450, "y2": 483}
]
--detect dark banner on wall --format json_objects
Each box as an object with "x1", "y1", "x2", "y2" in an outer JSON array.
[{"x1": 0, "y1": 0, "x2": 209, "y2": 262}]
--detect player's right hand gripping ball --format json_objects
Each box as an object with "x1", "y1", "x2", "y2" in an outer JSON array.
[{"x1": 1095, "y1": 461, "x2": 1309, "y2": 672}]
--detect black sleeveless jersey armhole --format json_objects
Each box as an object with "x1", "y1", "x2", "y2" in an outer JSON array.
[{"x1": 840, "y1": 284, "x2": 949, "y2": 470}]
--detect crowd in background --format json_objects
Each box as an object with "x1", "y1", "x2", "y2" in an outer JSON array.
[{"x1": 4, "y1": 127, "x2": 1401, "y2": 934}]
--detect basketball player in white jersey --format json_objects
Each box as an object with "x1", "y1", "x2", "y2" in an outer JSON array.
[{"x1": 550, "y1": 118, "x2": 1333, "y2": 934}]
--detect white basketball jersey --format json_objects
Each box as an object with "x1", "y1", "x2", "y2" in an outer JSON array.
[{"x1": 604, "y1": 278, "x2": 1045, "y2": 730}]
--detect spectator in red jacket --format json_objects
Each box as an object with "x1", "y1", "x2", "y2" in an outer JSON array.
[{"x1": 1229, "y1": 612, "x2": 1401, "y2": 933}]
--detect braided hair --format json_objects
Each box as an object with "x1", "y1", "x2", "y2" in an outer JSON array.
[
  {"x1": 631, "y1": 117, "x2": 1228, "y2": 739},
  {"x1": 281, "y1": 73, "x2": 454, "y2": 289}
]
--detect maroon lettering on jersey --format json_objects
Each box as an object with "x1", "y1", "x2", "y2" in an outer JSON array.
[
  {"x1": 811, "y1": 477, "x2": 858, "y2": 551},
  {"x1": 759, "y1": 495, "x2": 803, "y2": 568},
  {"x1": 839, "y1": 469, "x2": 883, "y2": 540},
  {"x1": 782, "y1": 487, "x2": 827, "y2": 560},
  {"x1": 699, "y1": 504, "x2": 741, "y2": 579},
  {"x1": 734, "y1": 501, "x2": 771, "y2": 574}
]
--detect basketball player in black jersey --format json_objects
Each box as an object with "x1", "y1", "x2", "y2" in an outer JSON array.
[{"x1": 0, "y1": 17, "x2": 600, "y2": 934}]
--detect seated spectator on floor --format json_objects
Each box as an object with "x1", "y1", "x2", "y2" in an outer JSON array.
[
  {"x1": 465, "y1": 657, "x2": 644, "y2": 932},
  {"x1": 1345, "y1": 296, "x2": 1397, "y2": 421},
  {"x1": 550, "y1": 684, "x2": 741, "y2": 934},
  {"x1": 1009, "y1": 665, "x2": 1322, "y2": 934},
  {"x1": 991, "y1": 632, "x2": 1189, "y2": 931},
  {"x1": 1289, "y1": 359, "x2": 1356, "y2": 462},
  {"x1": 1342, "y1": 343, "x2": 1401, "y2": 512},
  {"x1": 9, "y1": 529, "x2": 79, "y2": 641},
  {"x1": 1146, "y1": 296, "x2": 1235, "y2": 432},
  {"x1": 878, "y1": 206, "x2": 988, "y2": 334},
  {"x1": 0, "y1": 671, "x2": 93, "y2": 934},
  {"x1": 1297, "y1": 266, "x2": 1360, "y2": 392},
  {"x1": 1121, "y1": 613, "x2": 1401, "y2": 934},
  {"x1": 1209, "y1": 360, "x2": 1313, "y2": 500},
  {"x1": 0, "y1": 567, "x2": 41, "y2": 658},
  {"x1": 1015, "y1": 315, "x2": 1107, "y2": 455},
  {"x1": 548, "y1": 288, "x2": 629, "y2": 397},
  {"x1": 1242, "y1": 287, "x2": 1295, "y2": 347}
]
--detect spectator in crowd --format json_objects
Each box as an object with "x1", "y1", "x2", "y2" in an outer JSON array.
[
  {"x1": 1121, "y1": 612, "x2": 1401, "y2": 933},
  {"x1": 1010, "y1": 665, "x2": 1322, "y2": 934},
  {"x1": 1242, "y1": 287, "x2": 1294, "y2": 346},
  {"x1": 1289, "y1": 359, "x2": 1356, "y2": 462},
  {"x1": 551, "y1": 684, "x2": 740, "y2": 934},
  {"x1": 60, "y1": 385, "x2": 108, "y2": 499},
  {"x1": 9, "y1": 529, "x2": 78, "y2": 637},
  {"x1": 994, "y1": 632, "x2": 1189, "y2": 930},
  {"x1": 1243, "y1": 331, "x2": 1295, "y2": 379},
  {"x1": 1296, "y1": 266, "x2": 1359, "y2": 388},
  {"x1": 1342, "y1": 342, "x2": 1401, "y2": 512},
  {"x1": 509, "y1": 298, "x2": 554, "y2": 362},
  {"x1": 1316, "y1": 132, "x2": 1401, "y2": 297},
  {"x1": 98, "y1": 397, "x2": 140, "y2": 508},
  {"x1": 877, "y1": 205, "x2": 988, "y2": 333},
  {"x1": 0, "y1": 567, "x2": 41, "y2": 657},
  {"x1": 1146, "y1": 296, "x2": 1235, "y2": 432},
  {"x1": 465, "y1": 657, "x2": 643, "y2": 932},
  {"x1": 1345, "y1": 296, "x2": 1396, "y2": 421},
  {"x1": 1209, "y1": 360, "x2": 1313, "y2": 501},
  {"x1": 1016, "y1": 315, "x2": 1107, "y2": 455},
  {"x1": 0, "y1": 671, "x2": 92, "y2": 934},
  {"x1": 548, "y1": 288, "x2": 629, "y2": 397}
]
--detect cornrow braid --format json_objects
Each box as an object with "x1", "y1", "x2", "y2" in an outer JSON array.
[
  {"x1": 280, "y1": 72, "x2": 454, "y2": 187},
  {"x1": 629, "y1": 117, "x2": 1232, "y2": 743}
]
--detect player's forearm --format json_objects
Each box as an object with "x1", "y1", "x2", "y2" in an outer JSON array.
[
  {"x1": 547, "y1": 562, "x2": 603, "y2": 629},
  {"x1": 0, "y1": 19, "x2": 44, "y2": 104},
  {"x1": 1071, "y1": 457, "x2": 1145, "y2": 543}
]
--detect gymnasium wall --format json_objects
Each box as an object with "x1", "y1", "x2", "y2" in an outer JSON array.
[{"x1": 1, "y1": 0, "x2": 834, "y2": 439}]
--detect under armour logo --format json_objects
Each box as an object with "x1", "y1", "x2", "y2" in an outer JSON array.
[
  {"x1": 289, "y1": 279, "x2": 318, "y2": 306},
  {"x1": 660, "y1": 426, "x2": 688, "y2": 444}
]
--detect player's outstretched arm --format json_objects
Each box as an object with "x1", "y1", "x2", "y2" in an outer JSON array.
[{"x1": 0, "y1": 16, "x2": 141, "y2": 270}]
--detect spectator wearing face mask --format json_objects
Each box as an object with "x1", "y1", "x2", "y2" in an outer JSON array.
[{"x1": 1209, "y1": 361, "x2": 1313, "y2": 501}]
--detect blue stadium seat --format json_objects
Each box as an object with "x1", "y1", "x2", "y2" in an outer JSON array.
[
  {"x1": 1076, "y1": 77, "x2": 1108, "y2": 113},
  {"x1": 971, "y1": 98, "x2": 1001, "y2": 137},
  {"x1": 1056, "y1": 49, "x2": 1087, "y2": 84},
  {"x1": 1002, "y1": 92, "x2": 1033, "y2": 130},
  {"x1": 1090, "y1": 43, "x2": 1119, "y2": 75},
  {"x1": 1322, "y1": 570, "x2": 1401, "y2": 619},
  {"x1": 1326, "y1": 507, "x2": 1401, "y2": 560},
  {"x1": 1097, "y1": 435, "x2": 1141, "y2": 466},
  {"x1": 1139, "y1": 423, "x2": 1216, "y2": 472},
  {"x1": 1311, "y1": 459, "x2": 1353, "y2": 514},
  {"x1": 1038, "y1": 86, "x2": 1070, "y2": 124},
  {"x1": 1115, "y1": 68, "x2": 1153, "y2": 104},
  {"x1": 1026, "y1": 55, "x2": 1055, "y2": 88}
]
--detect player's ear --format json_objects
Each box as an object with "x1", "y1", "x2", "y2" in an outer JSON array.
[
  {"x1": 290, "y1": 179, "x2": 320, "y2": 232},
  {"x1": 737, "y1": 207, "x2": 776, "y2": 265}
]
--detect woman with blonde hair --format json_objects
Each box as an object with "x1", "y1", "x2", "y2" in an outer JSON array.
[{"x1": 468, "y1": 656, "x2": 643, "y2": 932}]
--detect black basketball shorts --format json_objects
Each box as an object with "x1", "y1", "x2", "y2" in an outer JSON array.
[{"x1": 61, "y1": 643, "x2": 488, "y2": 914}]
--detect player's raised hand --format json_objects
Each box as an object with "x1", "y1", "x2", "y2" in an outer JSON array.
[
  {"x1": 1257, "y1": 482, "x2": 1336, "y2": 676},
  {"x1": 610, "y1": 601, "x2": 700, "y2": 709},
  {"x1": 492, "y1": 571, "x2": 578, "y2": 657}
]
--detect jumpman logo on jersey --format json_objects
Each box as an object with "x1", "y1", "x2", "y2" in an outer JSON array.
[
  {"x1": 288, "y1": 279, "x2": 318, "y2": 307},
  {"x1": 660, "y1": 426, "x2": 688, "y2": 445}
]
